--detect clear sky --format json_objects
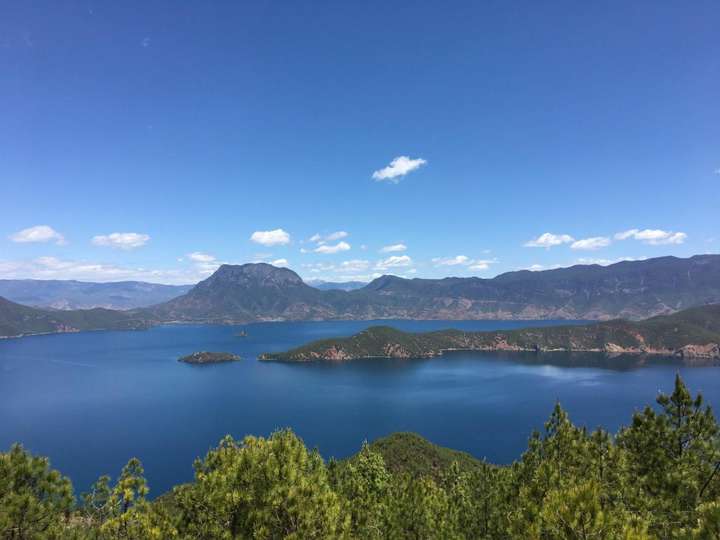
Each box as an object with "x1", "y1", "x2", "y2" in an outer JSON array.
[{"x1": 1, "y1": 1, "x2": 718, "y2": 284}]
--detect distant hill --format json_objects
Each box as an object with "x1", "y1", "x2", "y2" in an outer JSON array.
[
  {"x1": 0, "y1": 296, "x2": 150, "y2": 338},
  {"x1": 144, "y1": 255, "x2": 720, "y2": 323},
  {"x1": 306, "y1": 280, "x2": 368, "y2": 291},
  {"x1": 260, "y1": 304, "x2": 720, "y2": 362},
  {"x1": 363, "y1": 432, "x2": 487, "y2": 480},
  {"x1": 0, "y1": 279, "x2": 192, "y2": 310}
]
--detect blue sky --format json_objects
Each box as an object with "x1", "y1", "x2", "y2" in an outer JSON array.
[{"x1": 1, "y1": 1, "x2": 718, "y2": 284}]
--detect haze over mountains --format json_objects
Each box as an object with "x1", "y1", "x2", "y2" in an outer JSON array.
[
  {"x1": 0, "y1": 280, "x2": 192, "y2": 310},
  {"x1": 144, "y1": 254, "x2": 720, "y2": 324}
]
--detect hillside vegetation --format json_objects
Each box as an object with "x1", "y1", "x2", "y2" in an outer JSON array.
[
  {"x1": 2, "y1": 376, "x2": 719, "y2": 538},
  {"x1": 261, "y1": 304, "x2": 720, "y2": 362},
  {"x1": 0, "y1": 296, "x2": 150, "y2": 338}
]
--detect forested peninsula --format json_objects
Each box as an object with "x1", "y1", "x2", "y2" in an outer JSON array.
[{"x1": 260, "y1": 304, "x2": 720, "y2": 362}]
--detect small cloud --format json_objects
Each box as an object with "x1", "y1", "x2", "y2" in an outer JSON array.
[
  {"x1": 614, "y1": 229, "x2": 687, "y2": 245},
  {"x1": 570, "y1": 236, "x2": 611, "y2": 251},
  {"x1": 141, "y1": 37, "x2": 150, "y2": 48},
  {"x1": 360, "y1": 244, "x2": 368, "y2": 251},
  {"x1": 188, "y1": 252, "x2": 216, "y2": 263},
  {"x1": 376, "y1": 255, "x2": 413, "y2": 269},
  {"x1": 468, "y1": 259, "x2": 496, "y2": 271},
  {"x1": 92, "y1": 232, "x2": 149, "y2": 250},
  {"x1": 250, "y1": 229, "x2": 290, "y2": 246},
  {"x1": 372, "y1": 156, "x2": 427, "y2": 183},
  {"x1": 432, "y1": 255, "x2": 497, "y2": 271},
  {"x1": 339, "y1": 259, "x2": 370, "y2": 272},
  {"x1": 314, "y1": 241, "x2": 351, "y2": 254},
  {"x1": 524, "y1": 233, "x2": 574, "y2": 248},
  {"x1": 310, "y1": 231, "x2": 348, "y2": 244},
  {"x1": 432, "y1": 255, "x2": 471, "y2": 266},
  {"x1": 380, "y1": 243, "x2": 407, "y2": 253},
  {"x1": 9, "y1": 225, "x2": 65, "y2": 245},
  {"x1": 575, "y1": 256, "x2": 646, "y2": 266},
  {"x1": 714, "y1": 168, "x2": 720, "y2": 175},
  {"x1": 271, "y1": 258, "x2": 288, "y2": 267},
  {"x1": 527, "y1": 264, "x2": 545, "y2": 271}
]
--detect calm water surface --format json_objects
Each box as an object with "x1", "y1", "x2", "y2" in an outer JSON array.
[{"x1": 1, "y1": 319, "x2": 719, "y2": 496}]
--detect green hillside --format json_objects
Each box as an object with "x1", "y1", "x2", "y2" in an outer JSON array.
[
  {"x1": 0, "y1": 296, "x2": 150, "y2": 338},
  {"x1": 262, "y1": 304, "x2": 720, "y2": 362}
]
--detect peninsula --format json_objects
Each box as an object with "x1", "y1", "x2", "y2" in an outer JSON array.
[{"x1": 259, "y1": 304, "x2": 720, "y2": 362}]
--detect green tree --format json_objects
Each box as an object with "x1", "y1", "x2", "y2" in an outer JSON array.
[
  {"x1": 386, "y1": 474, "x2": 460, "y2": 539},
  {"x1": 0, "y1": 444, "x2": 75, "y2": 540},
  {"x1": 175, "y1": 429, "x2": 349, "y2": 539},
  {"x1": 617, "y1": 374, "x2": 720, "y2": 535},
  {"x1": 83, "y1": 458, "x2": 172, "y2": 539},
  {"x1": 333, "y1": 441, "x2": 390, "y2": 539}
]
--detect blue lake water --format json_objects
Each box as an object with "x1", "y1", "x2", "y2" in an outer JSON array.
[{"x1": 1, "y1": 319, "x2": 719, "y2": 497}]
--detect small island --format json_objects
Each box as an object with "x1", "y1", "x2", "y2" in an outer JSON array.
[
  {"x1": 178, "y1": 351, "x2": 241, "y2": 365},
  {"x1": 260, "y1": 304, "x2": 720, "y2": 363}
]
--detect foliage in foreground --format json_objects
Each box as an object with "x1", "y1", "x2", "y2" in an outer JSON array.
[{"x1": 1, "y1": 375, "x2": 719, "y2": 539}]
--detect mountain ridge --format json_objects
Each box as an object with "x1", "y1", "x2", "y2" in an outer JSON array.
[{"x1": 143, "y1": 254, "x2": 720, "y2": 323}]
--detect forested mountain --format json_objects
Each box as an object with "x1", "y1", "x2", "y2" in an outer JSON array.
[
  {"x1": 2, "y1": 376, "x2": 719, "y2": 538},
  {"x1": 0, "y1": 296, "x2": 150, "y2": 338},
  {"x1": 0, "y1": 279, "x2": 191, "y2": 310},
  {"x1": 145, "y1": 255, "x2": 720, "y2": 323},
  {"x1": 261, "y1": 304, "x2": 720, "y2": 362}
]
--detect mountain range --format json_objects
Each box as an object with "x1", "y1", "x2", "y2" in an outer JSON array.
[
  {"x1": 2, "y1": 254, "x2": 720, "y2": 339},
  {"x1": 142, "y1": 254, "x2": 720, "y2": 323},
  {"x1": 0, "y1": 279, "x2": 192, "y2": 310}
]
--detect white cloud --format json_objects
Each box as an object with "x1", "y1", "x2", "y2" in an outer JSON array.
[
  {"x1": 376, "y1": 255, "x2": 413, "y2": 269},
  {"x1": 314, "y1": 241, "x2": 351, "y2": 254},
  {"x1": 575, "y1": 256, "x2": 646, "y2": 266},
  {"x1": 614, "y1": 229, "x2": 687, "y2": 245},
  {"x1": 92, "y1": 232, "x2": 150, "y2": 250},
  {"x1": 432, "y1": 255, "x2": 471, "y2": 266},
  {"x1": 380, "y1": 243, "x2": 407, "y2": 253},
  {"x1": 372, "y1": 156, "x2": 427, "y2": 183},
  {"x1": 524, "y1": 233, "x2": 574, "y2": 248},
  {"x1": 250, "y1": 229, "x2": 290, "y2": 246},
  {"x1": 468, "y1": 259, "x2": 496, "y2": 271},
  {"x1": 188, "y1": 252, "x2": 216, "y2": 263},
  {"x1": 527, "y1": 264, "x2": 545, "y2": 271},
  {"x1": 271, "y1": 258, "x2": 288, "y2": 267},
  {"x1": 431, "y1": 255, "x2": 497, "y2": 271},
  {"x1": 9, "y1": 225, "x2": 65, "y2": 245},
  {"x1": 570, "y1": 236, "x2": 611, "y2": 250},
  {"x1": 339, "y1": 259, "x2": 370, "y2": 272},
  {"x1": 325, "y1": 231, "x2": 348, "y2": 241},
  {"x1": 309, "y1": 231, "x2": 349, "y2": 244}
]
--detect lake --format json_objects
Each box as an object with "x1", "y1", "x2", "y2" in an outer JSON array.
[{"x1": 1, "y1": 319, "x2": 719, "y2": 497}]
